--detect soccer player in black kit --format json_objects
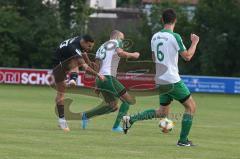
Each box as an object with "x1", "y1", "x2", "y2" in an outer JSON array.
[{"x1": 52, "y1": 35, "x2": 105, "y2": 132}]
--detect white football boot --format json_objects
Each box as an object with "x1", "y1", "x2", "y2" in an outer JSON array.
[
  {"x1": 122, "y1": 116, "x2": 131, "y2": 134},
  {"x1": 58, "y1": 118, "x2": 70, "y2": 132}
]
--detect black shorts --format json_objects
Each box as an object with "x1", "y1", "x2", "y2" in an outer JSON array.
[
  {"x1": 52, "y1": 45, "x2": 82, "y2": 83},
  {"x1": 52, "y1": 63, "x2": 67, "y2": 84},
  {"x1": 52, "y1": 50, "x2": 71, "y2": 83}
]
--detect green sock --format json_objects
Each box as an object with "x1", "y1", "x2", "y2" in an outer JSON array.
[
  {"x1": 112, "y1": 102, "x2": 129, "y2": 128},
  {"x1": 179, "y1": 113, "x2": 193, "y2": 142},
  {"x1": 85, "y1": 102, "x2": 116, "y2": 119},
  {"x1": 130, "y1": 109, "x2": 157, "y2": 124}
]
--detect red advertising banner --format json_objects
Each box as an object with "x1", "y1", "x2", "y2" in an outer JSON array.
[
  {"x1": 0, "y1": 68, "x2": 53, "y2": 85},
  {"x1": 0, "y1": 68, "x2": 155, "y2": 89}
]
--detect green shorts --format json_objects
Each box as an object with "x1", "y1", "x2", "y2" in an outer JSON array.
[
  {"x1": 158, "y1": 80, "x2": 191, "y2": 106},
  {"x1": 96, "y1": 75, "x2": 126, "y2": 103}
]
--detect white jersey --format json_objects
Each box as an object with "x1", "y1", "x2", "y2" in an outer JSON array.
[
  {"x1": 96, "y1": 39, "x2": 122, "y2": 77},
  {"x1": 151, "y1": 29, "x2": 186, "y2": 84}
]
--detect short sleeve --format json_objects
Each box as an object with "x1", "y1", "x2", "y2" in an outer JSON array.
[
  {"x1": 174, "y1": 34, "x2": 187, "y2": 53},
  {"x1": 95, "y1": 47, "x2": 101, "y2": 59},
  {"x1": 69, "y1": 44, "x2": 82, "y2": 57},
  {"x1": 75, "y1": 48, "x2": 82, "y2": 56},
  {"x1": 151, "y1": 39, "x2": 154, "y2": 53},
  {"x1": 116, "y1": 40, "x2": 123, "y2": 49}
]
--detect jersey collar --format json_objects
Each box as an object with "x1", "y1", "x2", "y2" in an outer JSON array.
[{"x1": 160, "y1": 29, "x2": 173, "y2": 33}]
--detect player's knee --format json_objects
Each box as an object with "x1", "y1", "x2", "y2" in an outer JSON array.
[
  {"x1": 55, "y1": 99, "x2": 64, "y2": 105},
  {"x1": 191, "y1": 100, "x2": 197, "y2": 114},
  {"x1": 109, "y1": 105, "x2": 118, "y2": 112},
  {"x1": 55, "y1": 94, "x2": 64, "y2": 104},
  {"x1": 111, "y1": 106, "x2": 118, "y2": 112},
  {"x1": 185, "y1": 98, "x2": 196, "y2": 114},
  {"x1": 120, "y1": 92, "x2": 136, "y2": 105},
  {"x1": 109, "y1": 101, "x2": 118, "y2": 111},
  {"x1": 123, "y1": 97, "x2": 136, "y2": 105}
]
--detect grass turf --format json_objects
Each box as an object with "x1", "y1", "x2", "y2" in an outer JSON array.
[{"x1": 0, "y1": 84, "x2": 240, "y2": 159}]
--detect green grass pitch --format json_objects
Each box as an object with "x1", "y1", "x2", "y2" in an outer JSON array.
[{"x1": 0, "y1": 84, "x2": 240, "y2": 159}]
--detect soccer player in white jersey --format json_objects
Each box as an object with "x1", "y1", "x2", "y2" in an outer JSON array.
[
  {"x1": 81, "y1": 30, "x2": 140, "y2": 132},
  {"x1": 123, "y1": 8, "x2": 200, "y2": 146}
]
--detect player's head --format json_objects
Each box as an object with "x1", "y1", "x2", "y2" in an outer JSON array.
[
  {"x1": 110, "y1": 30, "x2": 124, "y2": 40},
  {"x1": 162, "y1": 8, "x2": 177, "y2": 25},
  {"x1": 80, "y1": 34, "x2": 95, "y2": 52}
]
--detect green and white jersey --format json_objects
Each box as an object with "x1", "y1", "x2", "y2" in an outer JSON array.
[
  {"x1": 151, "y1": 29, "x2": 187, "y2": 84},
  {"x1": 96, "y1": 39, "x2": 123, "y2": 77}
]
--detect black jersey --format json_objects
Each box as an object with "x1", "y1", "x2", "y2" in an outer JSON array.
[{"x1": 52, "y1": 36, "x2": 83, "y2": 67}]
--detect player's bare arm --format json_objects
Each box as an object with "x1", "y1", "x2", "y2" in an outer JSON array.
[
  {"x1": 116, "y1": 48, "x2": 140, "y2": 59},
  {"x1": 78, "y1": 58, "x2": 105, "y2": 81},
  {"x1": 82, "y1": 52, "x2": 91, "y2": 64},
  {"x1": 180, "y1": 34, "x2": 200, "y2": 61},
  {"x1": 94, "y1": 59, "x2": 101, "y2": 72}
]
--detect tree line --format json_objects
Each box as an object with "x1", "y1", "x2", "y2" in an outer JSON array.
[{"x1": 0, "y1": 0, "x2": 239, "y2": 76}]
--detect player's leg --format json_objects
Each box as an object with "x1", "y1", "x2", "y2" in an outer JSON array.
[
  {"x1": 112, "y1": 77, "x2": 135, "y2": 131},
  {"x1": 82, "y1": 76, "x2": 119, "y2": 119},
  {"x1": 55, "y1": 81, "x2": 70, "y2": 132},
  {"x1": 83, "y1": 93, "x2": 118, "y2": 119},
  {"x1": 68, "y1": 67, "x2": 79, "y2": 86},
  {"x1": 81, "y1": 76, "x2": 130, "y2": 131},
  {"x1": 132, "y1": 90, "x2": 171, "y2": 121},
  {"x1": 81, "y1": 76, "x2": 120, "y2": 129},
  {"x1": 55, "y1": 82, "x2": 65, "y2": 117},
  {"x1": 169, "y1": 80, "x2": 196, "y2": 146},
  {"x1": 155, "y1": 93, "x2": 172, "y2": 118},
  {"x1": 122, "y1": 105, "x2": 159, "y2": 134},
  {"x1": 81, "y1": 92, "x2": 118, "y2": 129},
  {"x1": 156, "y1": 105, "x2": 170, "y2": 118},
  {"x1": 67, "y1": 59, "x2": 80, "y2": 87},
  {"x1": 111, "y1": 92, "x2": 131, "y2": 131},
  {"x1": 120, "y1": 91, "x2": 136, "y2": 105},
  {"x1": 52, "y1": 60, "x2": 70, "y2": 132},
  {"x1": 123, "y1": 89, "x2": 173, "y2": 134},
  {"x1": 177, "y1": 96, "x2": 196, "y2": 146},
  {"x1": 128, "y1": 94, "x2": 172, "y2": 124}
]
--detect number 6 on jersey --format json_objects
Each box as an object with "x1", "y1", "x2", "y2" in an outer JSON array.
[{"x1": 157, "y1": 42, "x2": 164, "y2": 61}]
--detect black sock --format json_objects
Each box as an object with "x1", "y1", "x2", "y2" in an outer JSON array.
[
  {"x1": 57, "y1": 104, "x2": 64, "y2": 118},
  {"x1": 70, "y1": 72, "x2": 78, "y2": 82}
]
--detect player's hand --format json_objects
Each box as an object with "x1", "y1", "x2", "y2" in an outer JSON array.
[
  {"x1": 191, "y1": 33, "x2": 200, "y2": 45},
  {"x1": 132, "y1": 52, "x2": 140, "y2": 59},
  {"x1": 97, "y1": 73, "x2": 105, "y2": 81},
  {"x1": 90, "y1": 62, "x2": 98, "y2": 71},
  {"x1": 82, "y1": 52, "x2": 88, "y2": 57}
]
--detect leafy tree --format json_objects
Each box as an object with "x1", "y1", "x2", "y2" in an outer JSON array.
[
  {"x1": 0, "y1": 8, "x2": 29, "y2": 67},
  {"x1": 72, "y1": 0, "x2": 93, "y2": 35},
  {"x1": 59, "y1": 0, "x2": 73, "y2": 29},
  {"x1": 0, "y1": 0, "x2": 61, "y2": 68},
  {"x1": 117, "y1": 0, "x2": 141, "y2": 7},
  {"x1": 0, "y1": 0, "x2": 92, "y2": 68},
  {"x1": 195, "y1": 0, "x2": 240, "y2": 76}
]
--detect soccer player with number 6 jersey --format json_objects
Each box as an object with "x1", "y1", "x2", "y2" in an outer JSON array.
[{"x1": 123, "y1": 8, "x2": 200, "y2": 146}]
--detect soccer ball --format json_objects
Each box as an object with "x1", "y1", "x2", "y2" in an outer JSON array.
[{"x1": 159, "y1": 118, "x2": 175, "y2": 133}]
